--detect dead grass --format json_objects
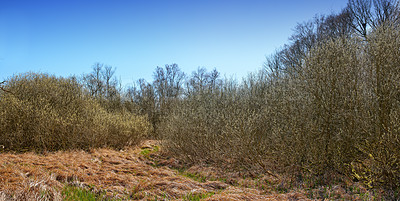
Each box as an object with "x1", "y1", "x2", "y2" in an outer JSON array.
[{"x1": 0, "y1": 140, "x2": 377, "y2": 200}]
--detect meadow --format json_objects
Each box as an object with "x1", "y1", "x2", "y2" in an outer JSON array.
[{"x1": 1, "y1": 0, "x2": 400, "y2": 200}]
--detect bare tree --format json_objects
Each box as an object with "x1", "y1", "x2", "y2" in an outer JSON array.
[
  {"x1": 318, "y1": 10, "x2": 354, "y2": 38},
  {"x1": 102, "y1": 65, "x2": 117, "y2": 99},
  {"x1": 347, "y1": 0, "x2": 400, "y2": 37},
  {"x1": 81, "y1": 63, "x2": 122, "y2": 111},
  {"x1": 372, "y1": 0, "x2": 400, "y2": 27},
  {"x1": 347, "y1": 0, "x2": 372, "y2": 37},
  {"x1": 153, "y1": 64, "x2": 185, "y2": 102},
  {"x1": 83, "y1": 63, "x2": 104, "y2": 98},
  {"x1": 152, "y1": 64, "x2": 185, "y2": 132},
  {"x1": 186, "y1": 67, "x2": 222, "y2": 96},
  {"x1": 277, "y1": 10, "x2": 353, "y2": 79}
]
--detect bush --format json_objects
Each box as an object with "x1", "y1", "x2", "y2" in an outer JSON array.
[
  {"x1": 0, "y1": 72, "x2": 150, "y2": 152},
  {"x1": 161, "y1": 77, "x2": 274, "y2": 174},
  {"x1": 351, "y1": 23, "x2": 400, "y2": 199},
  {"x1": 159, "y1": 13, "x2": 400, "y2": 197}
]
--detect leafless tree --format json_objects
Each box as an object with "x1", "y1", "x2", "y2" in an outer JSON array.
[
  {"x1": 372, "y1": 0, "x2": 400, "y2": 27},
  {"x1": 186, "y1": 67, "x2": 222, "y2": 96},
  {"x1": 153, "y1": 64, "x2": 185, "y2": 103},
  {"x1": 347, "y1": 0, "x2": 372, "y2": 37}
]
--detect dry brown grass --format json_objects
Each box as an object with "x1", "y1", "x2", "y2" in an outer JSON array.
[
  {"x1": 0, "y1": 140, "x2": 378, "y2": 201},
  {"x1": 0, "y1": 140, "x2": 311, "y2": 201}
]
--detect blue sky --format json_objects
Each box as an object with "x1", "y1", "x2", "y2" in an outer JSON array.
[{"x1": 0, "y1": 0, "x2": 348, "y2": 86}]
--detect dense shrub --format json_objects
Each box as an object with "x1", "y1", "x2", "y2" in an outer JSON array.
[
  {"x1": 0, "y1": 72, "x2": 150, "y2": 152},
  {"x1": 351, "y1": 22, "x2": 400, "y2": 198},
  {"x1": 159, "y1": 1, "x2": 400, "y2": 197}
]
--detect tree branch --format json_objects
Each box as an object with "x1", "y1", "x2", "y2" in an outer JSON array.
[{"x1": 0, "y1": 81, "x2": 12, "y2": 94}]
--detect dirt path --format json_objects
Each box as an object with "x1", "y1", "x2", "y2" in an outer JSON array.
[{"x1": 0, "y1": 141, "x2": 309, "y2": 200}]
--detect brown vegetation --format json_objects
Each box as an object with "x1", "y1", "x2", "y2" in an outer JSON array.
[
  {"x1": 0, "y1": 140, "x2": 375, "y2": 200},
  {"x1": 0, "y1": 72, "x2": 150, "y2": 152},
  {"x1": 156, "y1": 1, "x2": 400, "y2": 199},
  {"x1": 1, "y1": 0, "x2": 399, "y2": 200},
  {"x1": 0, "y1": 140, "x2": 307, "y2": 200}
]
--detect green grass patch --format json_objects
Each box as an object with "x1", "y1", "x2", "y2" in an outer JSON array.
[
  {"x1": 140, "y1": 148, "x2": 152, "y2": 156},
  {"x1": 183, "y1": 192, "x2": 215, "y2": 201},
  {"x1": 140, "y1": 145, "x2": 159, "y2": 157},
  {"x1": 62, "y1": 185, "x2": 109, "y2": 201},
  {"x1": 176, "y1": 169, "x2": 207, "y2": 183}
]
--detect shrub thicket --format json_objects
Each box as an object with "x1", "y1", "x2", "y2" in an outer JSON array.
[
  {"x1": 0, "y1": 72, "x2": 150, "y2": 152},
  {"x1": 157, "y1": 0, "x2": 400, "y2": 198}
]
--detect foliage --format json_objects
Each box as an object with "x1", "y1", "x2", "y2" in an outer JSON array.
[
  {"x1": 156, "y1": 1, "x2": 400, "y2": 198},
  {"x1": 0, "y1": 72, "x2": 150, "y2": 152}
]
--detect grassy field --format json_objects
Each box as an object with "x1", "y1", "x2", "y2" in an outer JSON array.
[{"x1": 0, "y1": 140, "x2": 382, "y2": 201}]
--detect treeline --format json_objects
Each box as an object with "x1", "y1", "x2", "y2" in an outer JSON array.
[{"x1": 124, "y1": 0, "x2": 398, "y2": 198}]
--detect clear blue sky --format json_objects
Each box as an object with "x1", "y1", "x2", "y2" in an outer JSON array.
[{"x1": 1, "y1": 0, "x2": 348, "y2": 86}]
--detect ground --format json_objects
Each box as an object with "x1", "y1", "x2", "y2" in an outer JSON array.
[{"x1": 0, "y1": 141, "x2": 373, "y2": 200}]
